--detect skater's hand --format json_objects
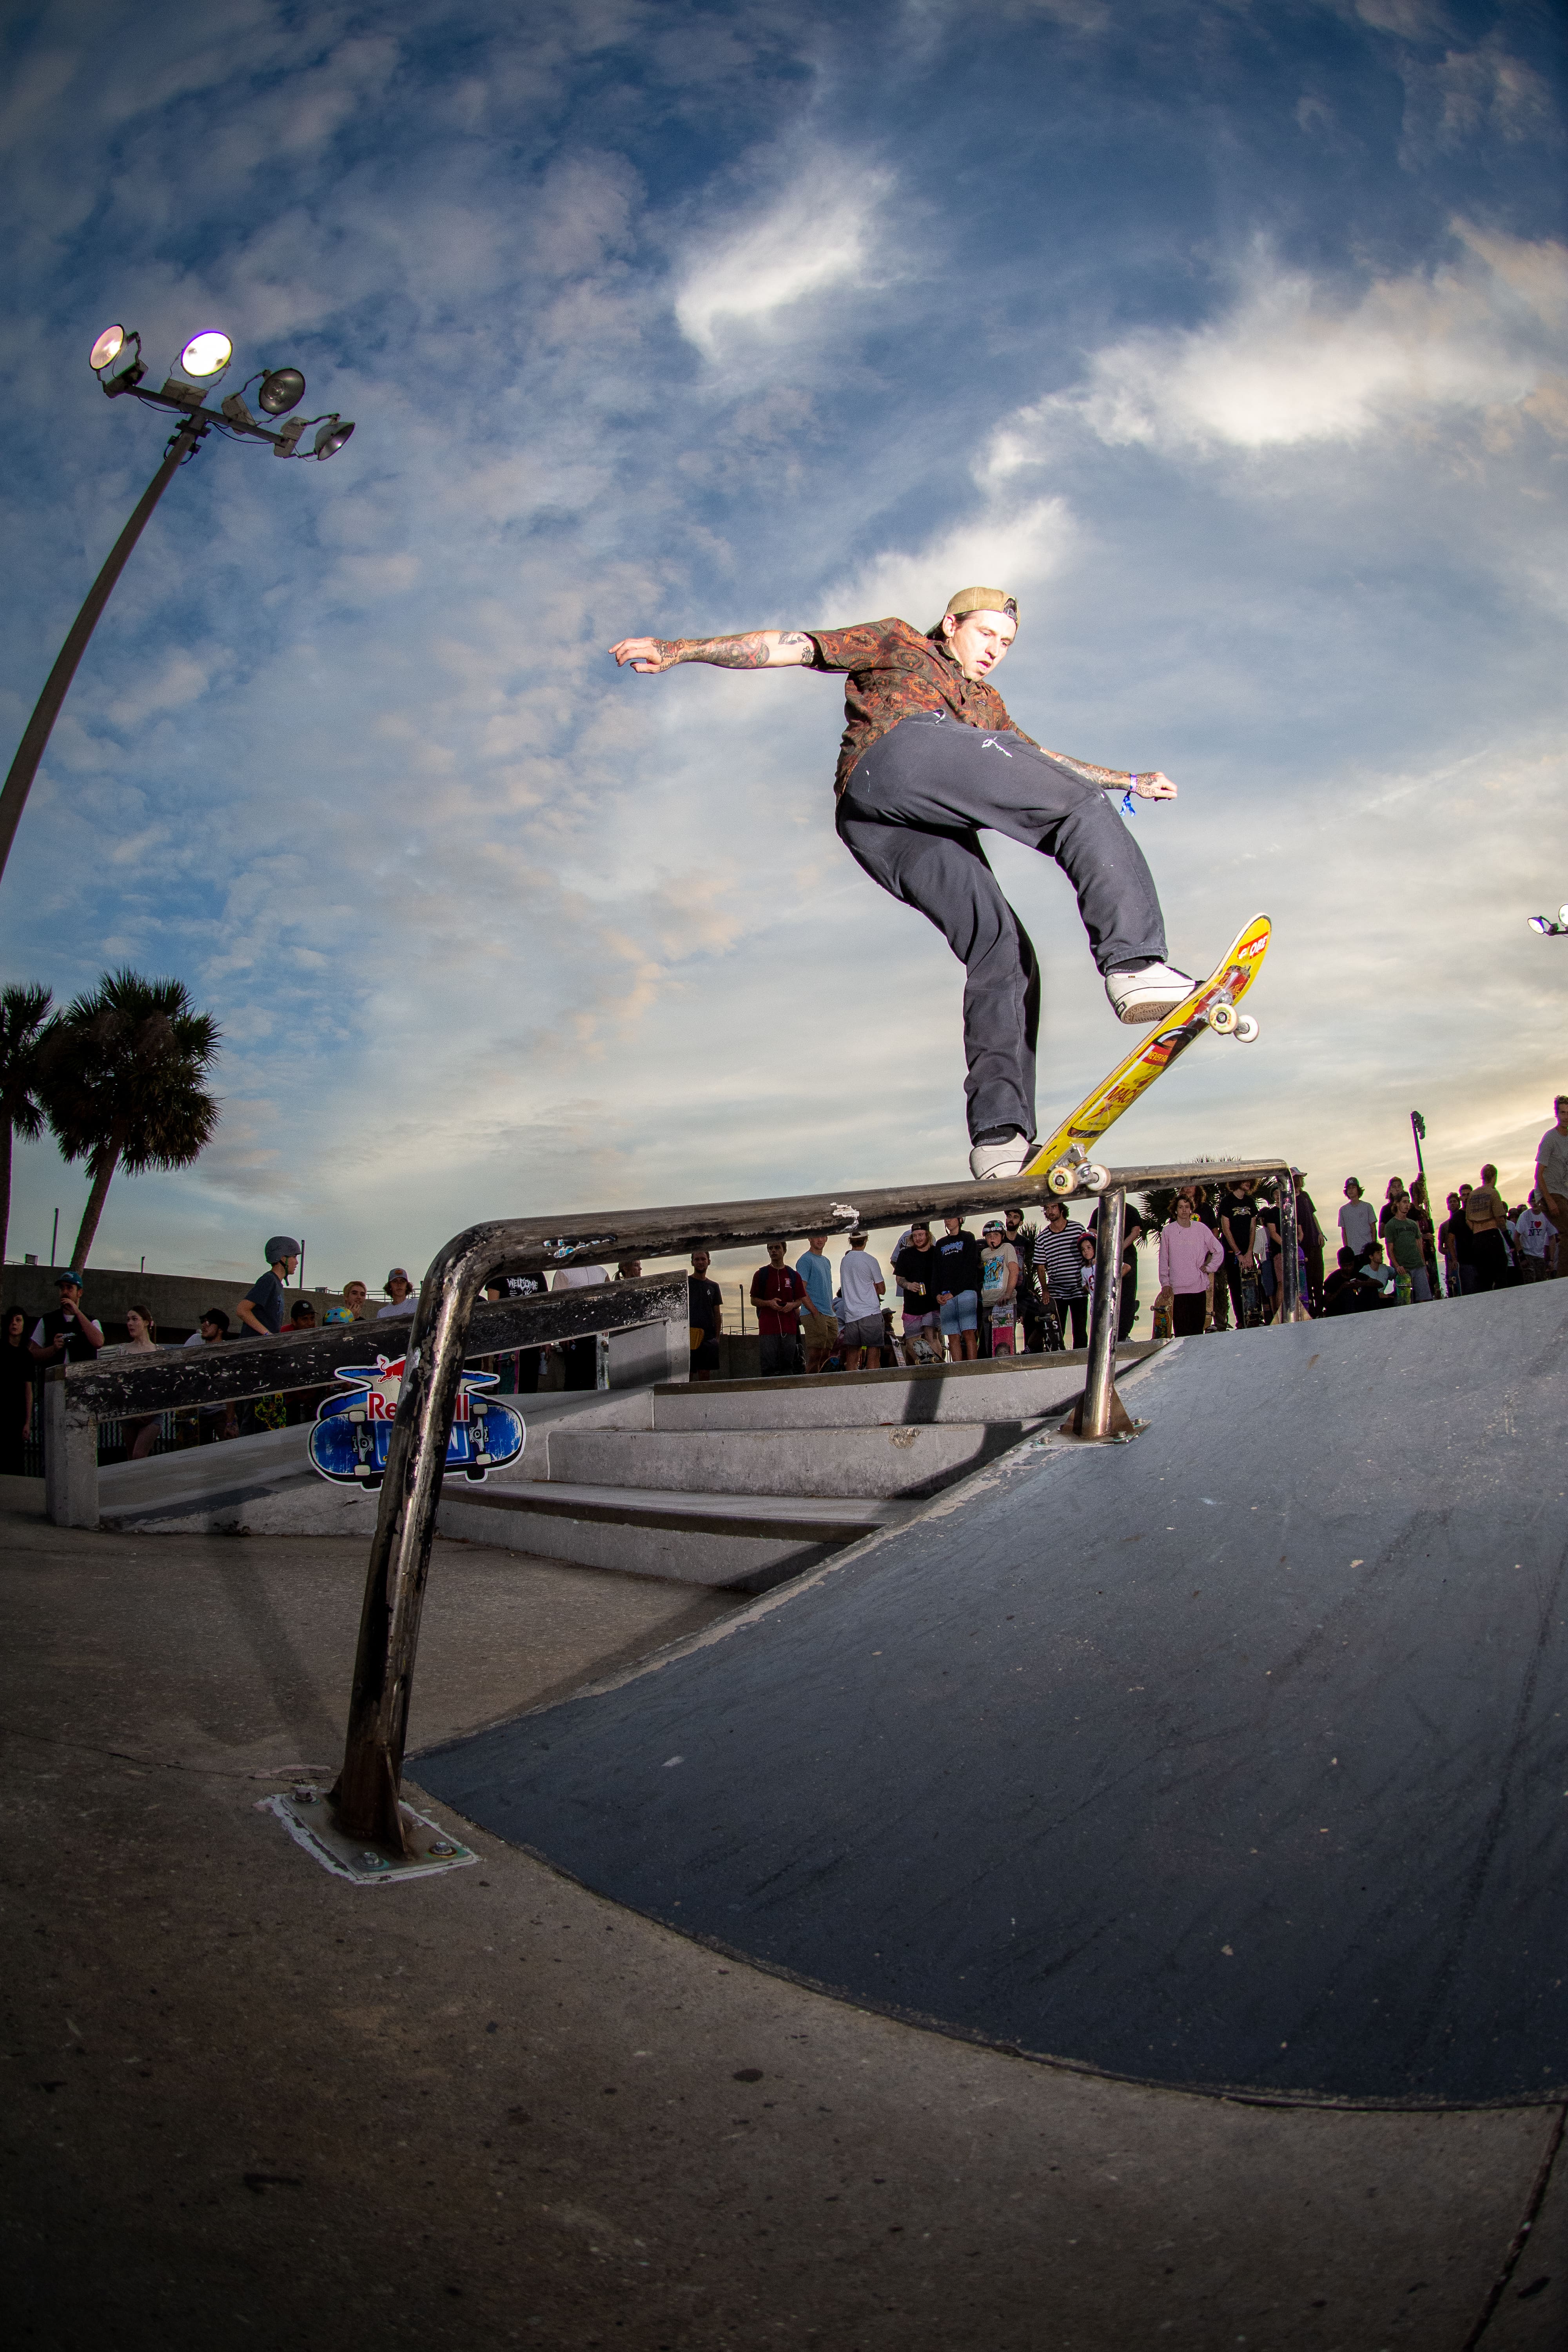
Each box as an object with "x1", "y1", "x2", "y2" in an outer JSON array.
[
  {"x1": 610, "y1": 636, "x2": 675, "y2": 674},
  {"x1": 1130, "y1": 769, "x2": 1177, "y2": 800}
]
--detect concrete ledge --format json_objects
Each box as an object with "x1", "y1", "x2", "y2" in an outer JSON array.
[
  {"x1": 437, "y1": 1482, "x2": 914, "y2": 1590},
  {"x1": 546, "y1": 1419, "x2": 1040, "y2": 1499},
  {"x1": 654, "y1": 1360, "x2": 1109, "y2": 1431}
]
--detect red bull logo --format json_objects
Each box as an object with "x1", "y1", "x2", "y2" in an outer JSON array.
[{"x1": 307, "y1": 1353, "x2": 523, "y2": 1492}]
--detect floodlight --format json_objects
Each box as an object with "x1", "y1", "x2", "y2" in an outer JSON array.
[
  {"x1": 1531, "y1": 916, "x2": 1551, "y2": 934},
  {"x1": 312, "y1": 415, "x2": 355, "y2": 459},
  {"x1": 1561, "y1": 904, "x2": 1568, "y2": 927},
  {"x1": 179, "y1": 330, "x2": 233, "y2": 378},
  {"x1": 257, "y1": 366, "x2": 306, "y2": 416},
  {"x1": 90, "y1": 323, "x2": 125, "y2": 371}
]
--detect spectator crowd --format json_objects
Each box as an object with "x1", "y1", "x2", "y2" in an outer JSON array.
[
  {"x1": 4, "y1": 1098, "x2": 1564, "y2": 1463},
  {"x1": 698, "y1": 1090, "x2": 1568, "y2": 1374}
]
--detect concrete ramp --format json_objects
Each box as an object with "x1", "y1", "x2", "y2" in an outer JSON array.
[{"x1": 417, "y1": 1283, "x2": 1568, "y2": 2107}]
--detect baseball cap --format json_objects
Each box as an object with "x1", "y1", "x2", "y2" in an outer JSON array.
[
  {"x1": 945, "y1": 586, "x2": 1018, "y2": 623},
  {"x1": 55, "y1": 1269, "x2": 84, "y2": 1288},
  {"x1": 265, "y1": 1235, "x2": 301, "y2": 1263}
]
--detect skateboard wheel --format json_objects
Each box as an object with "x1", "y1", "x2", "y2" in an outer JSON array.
[
  {"x1": 1208, "y1": 1002, "x2": 1238, "y2": 1034},
  {"x1": 1234, "y1": 1013, "x2": 1259, "y2": 1043},
  {"x1": 1046, "y1": 1162, "x2": 1078, "y2": 1196},
  {"x1": 1083, "y1": 1163, "x2": 1110, "y2": 1193}
]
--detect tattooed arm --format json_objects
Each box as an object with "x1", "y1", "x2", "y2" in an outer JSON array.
[
  {"x1": 609, "y1": 629, "x2": 815, "y2": 675},
  {"x1": 1041, "y1": 745, "x2": 1179, "y2": 800}
]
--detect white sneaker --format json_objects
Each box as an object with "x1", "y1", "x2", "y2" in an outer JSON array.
[
  {"x1": 969, "y1": 1134, "x2": 1034, "y2": 1180},
  {"x1": 1105, "y1": 960, "x2": 1194, "y2": 1024}
]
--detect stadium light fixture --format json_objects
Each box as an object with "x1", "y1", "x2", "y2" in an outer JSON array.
[
  {"x1": 312, "y1": 414, "x2": 355, "y2": 460},
  {"x1": 0, "y1": 324, "x2": 361, "y2": 890},
  {"x1": 1527, "y1": 906, "x2": 1568, "y2": 936},
  {"x1": 178, "y1": 330, "x2": 233, "y2": 378},
  {"x1": 257, "y1": 366, "x2": 306, "y2": 416}
]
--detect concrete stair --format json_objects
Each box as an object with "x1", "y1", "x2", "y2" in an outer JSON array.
[
  {"x1": 93, "y1": 1347, "x2": 1163, "y2": 1596},
  {"x1": 436, "y1": 1350, "x2": 1156, "y2": 1592}
]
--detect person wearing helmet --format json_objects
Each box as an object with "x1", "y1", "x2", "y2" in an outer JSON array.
[
  {"x1": 237, "y1": 1236, "x2": 301, "y2": 1338},
  {"x1": 611, "y1": 590, "x2": 1188, "y2": 1179}
]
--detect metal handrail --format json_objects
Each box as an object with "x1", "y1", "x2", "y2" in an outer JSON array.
[
  {"x1": 49, "y1": 1273, "x2": 686, "y2": 1419},
  {"x1": 328, "y1": 1158, "x2": 1303, "y2": 1850}
]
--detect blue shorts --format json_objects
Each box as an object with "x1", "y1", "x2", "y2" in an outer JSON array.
[{"x1": 940, "y1": 1289, "x2": 979, "y2": 1334}]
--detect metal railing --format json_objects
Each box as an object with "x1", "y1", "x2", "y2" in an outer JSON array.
[
  {"x1": 42, "y1": 1273, "x2": 689, "y2": 1530},
  {"x1": 328, "y1": 1159, "x2": 1301, "y2": 1852}
]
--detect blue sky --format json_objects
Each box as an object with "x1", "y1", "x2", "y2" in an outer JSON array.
[{"x1": 1, "y1": 0, "x2": 1564, "y2": 1287}]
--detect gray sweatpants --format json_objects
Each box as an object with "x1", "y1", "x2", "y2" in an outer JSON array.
[{"x1": 835, "y1": 710, "x2": 1167, "y2": 1143}]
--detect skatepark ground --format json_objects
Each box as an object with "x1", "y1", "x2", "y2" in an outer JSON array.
[{"x1": 4, "y1": 1279, "x2": 1566, "y2": 2350}]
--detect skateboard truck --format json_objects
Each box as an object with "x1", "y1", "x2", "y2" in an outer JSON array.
[
  {"x1": 1206, "y1": 995, "x2": 1259, "y2": 1042},
  {"x1": 1045, "y1": 1146, "x2": 1111, "y2": 1198}
]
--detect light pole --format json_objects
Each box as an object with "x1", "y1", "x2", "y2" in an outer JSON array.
[{"x1": 0, "y1": 324, "x2": 355, "y2": 890}]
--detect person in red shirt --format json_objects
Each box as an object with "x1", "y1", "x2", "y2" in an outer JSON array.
[
  {"x1": 750, "y1": 1240, "x2": 808, "y2": 1378},
  {"x1": 611, "y1": 589, "x2": 1189, "y2": 1179}
]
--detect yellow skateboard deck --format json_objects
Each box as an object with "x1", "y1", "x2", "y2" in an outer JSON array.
[{"x1": 1022, "y1": 913, "x2": 1271, "y2": 1194}]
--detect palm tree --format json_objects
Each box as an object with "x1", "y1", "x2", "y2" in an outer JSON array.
[
  {"x1": 43, "y1": 968, "x2": 221, "y2": 1269},
  {"x1": 0, "y1": 981, "x2": 54, "y2": 1263}
]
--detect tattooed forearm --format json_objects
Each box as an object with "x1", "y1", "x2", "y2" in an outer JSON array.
[
  {"x1": 1041, "y1": 746, "x2": 1126, "y2": 788},
  {"x1": 666, "y1": 632, "x2": 775, "y2": 668},
  {"x1": 661, "y1": 629, "x2": 815, "y2": 670}
]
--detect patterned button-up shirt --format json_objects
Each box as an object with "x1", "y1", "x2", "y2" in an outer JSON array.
[{"x1": 807, "y1": 617, "x2": 1039, "y2": 795}]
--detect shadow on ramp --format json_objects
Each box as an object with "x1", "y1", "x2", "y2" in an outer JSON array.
[{"x1": 417, "y1": 1284, "x2": 1568, "y2": 2107}]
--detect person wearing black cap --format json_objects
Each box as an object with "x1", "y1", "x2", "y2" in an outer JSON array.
[
  {"x1": 237, "y1": 1236, "x2": 300, "y2": 1339},
  {"x1": 612, "y1": 589, "x2": 1189, "y2": 1180}
]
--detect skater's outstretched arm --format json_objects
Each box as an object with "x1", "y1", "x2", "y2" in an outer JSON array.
[
  {"x1": 610, "y1": 630, "x2": 815, "y2": 674},
  {"x1": 1038, "y1": 747, "x2": 1179, "y2": 800}
]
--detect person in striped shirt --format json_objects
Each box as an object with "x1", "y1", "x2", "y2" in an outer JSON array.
[{"x1": 1033, "y1": 1198, "x2": 1090, "y2": 1349}]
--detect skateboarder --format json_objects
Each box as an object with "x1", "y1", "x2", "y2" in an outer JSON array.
[{"x1": 610, "y1": 590, "x2": 1191, "y2": 1178}]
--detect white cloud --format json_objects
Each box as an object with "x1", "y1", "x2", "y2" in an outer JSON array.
[
  {"x1": 103, "y1": 651, "x2": 218, "y2": 730},
  {"x1": 674, "y1": 160, "x2": 893, "y2": 359},
  {"x1": 987, "y1": 231, "x2": 1568, "y2": 461},
  {"x1": 822, "y1": 497, "x2": 1078, "y2": 628}
]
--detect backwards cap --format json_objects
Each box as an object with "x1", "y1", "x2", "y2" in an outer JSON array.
[{"x1": 945, "y1": 585, "x2": 1018, "y2": 624}]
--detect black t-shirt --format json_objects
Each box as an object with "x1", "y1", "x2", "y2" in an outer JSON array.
[
  {"x1": 2, "y1": 1336, "x2": 36, "y2": 1408},
  {"x1": 932, "y1": 1231, "x2": 982, "y2": 1296},
  {"x1": 1220, "y1": 1192, "x2": 1254, "y2": 1252},
  {"x1": 1325, "y1": 1277, "x2": 1380, "y2": 1317},
  {"x1": 688, "y1": 1276, "x2": 723, "y2": 1338},
  {"x1": 32, "y1": 1306, "x2": 101, "y2": 1363},
  {"x1": 499, "y1": 1272, "x2": 546, "y2": 1353},
  {"x1": 892, "y1": 1243, "x2": 941, "y2": 1308},
  {"x1": 243, "y1": 1270, "x2": 287, "y2": 1334}
]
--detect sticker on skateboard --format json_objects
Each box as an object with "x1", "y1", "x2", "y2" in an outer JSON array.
[
  {"x1": 307, "y1": 1352, "x2": 525, "y2": 1492},
  {"x1": 1023, "y1": 913, "x2": 1271, "y2": 1196}
]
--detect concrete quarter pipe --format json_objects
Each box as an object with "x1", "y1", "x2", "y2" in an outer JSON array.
[{"x1": 417, "y1": 1283, "x2": 1568, "y2": 2106}]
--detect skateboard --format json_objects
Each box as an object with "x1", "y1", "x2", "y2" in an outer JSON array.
[{"x1": 1022, "y1": 913, "x2": 1271, "y2": 1196}]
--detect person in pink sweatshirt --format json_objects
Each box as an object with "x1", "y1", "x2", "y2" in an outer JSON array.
[{"x1": 1156, "y1": 1194, "x2": 1225, "y2": 1337}]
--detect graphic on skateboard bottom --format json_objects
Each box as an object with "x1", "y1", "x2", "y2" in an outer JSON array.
[
  {"x1": 1022, "y1": 913, "x2": 1271, "y2": 1195},
  {"x1": 307, "y1": 1351, "x2": 525, "y2": 1491}
]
